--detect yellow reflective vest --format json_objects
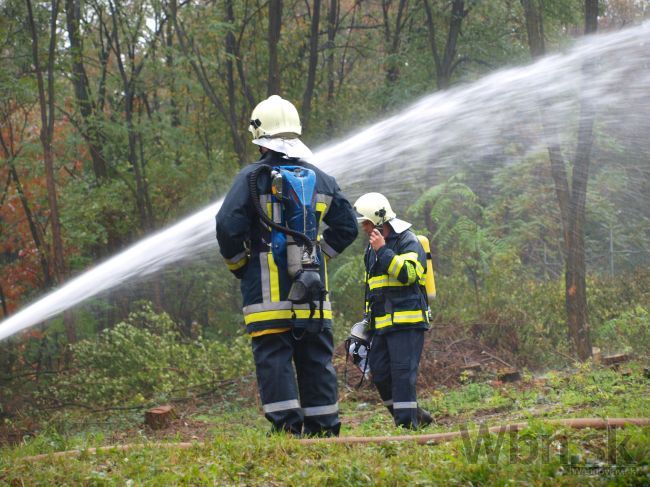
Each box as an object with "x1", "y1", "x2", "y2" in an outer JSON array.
[{"x1": 364, "y1": 228, "x2": 429, "y2": 334}]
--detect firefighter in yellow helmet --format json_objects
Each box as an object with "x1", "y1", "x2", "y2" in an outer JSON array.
[
  {"x1": 216, "y1": 95, "x2": 358, "y2": 436},
  {"x1": 353, "y1": 192, "x2": 433, "y2": 428},
  {"x1": 248, "y1": 94, "x2": 312, "y2": 157}
]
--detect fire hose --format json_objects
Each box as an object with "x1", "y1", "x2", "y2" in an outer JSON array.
[{"x1": 17, "y1": 417, "x2": 650, "y2": 462}]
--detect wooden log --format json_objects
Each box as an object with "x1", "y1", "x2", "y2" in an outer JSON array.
[
  {"x1": 460, "y1": 362, "x2": 482, "y2": 373},
  {"x1": 601, "y1": 353, "x2": 630, "y2": 366},
  {"x1": 481, "y1": 350, "x2": 514, "y2": 368},
  {"x1": 145, "y1": 405, "x2": 176, "y2": 430}
]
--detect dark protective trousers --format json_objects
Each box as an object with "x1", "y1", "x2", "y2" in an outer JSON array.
[
  {"x1": 251, "y1": 329, "x2": 340, "y2": 436},
  {"x1": 369, "y1": 328, "x2": 425, "y2": 428}
]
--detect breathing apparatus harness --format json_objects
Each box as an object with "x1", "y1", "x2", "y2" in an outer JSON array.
[{"x1": 248, "y1": 162, "x2": 327, "y2": 338}]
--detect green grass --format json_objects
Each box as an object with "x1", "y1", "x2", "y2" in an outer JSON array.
[{"x1": 2, "y1": 362, "x2": 649, "y2": 485}]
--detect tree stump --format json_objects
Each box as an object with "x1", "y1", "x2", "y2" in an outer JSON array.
[
  {"x1": 0, "y1": 429, "x2": 26, "y2": 446},
  {"x1": 145, "y1": 405, "x2": 176, "y2": 430},
  {"x1": 497, "y1": 368, "x2": 521, "y2": 383},
  {"x1": 591, "y1": 347, "x2": 601, "y2": 364}
]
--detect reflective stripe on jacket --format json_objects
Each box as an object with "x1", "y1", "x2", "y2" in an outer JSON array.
[
  {"x1": 365, "y1": 228, "x2": 428, "y2": 334},
  {"x1": 216, "y1": 151, "x2": 358, "y2": 334}
]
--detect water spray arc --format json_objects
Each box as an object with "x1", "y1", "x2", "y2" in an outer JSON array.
[
  {"x1": 1, "y1": 22, "x2": 649, "y2": 342},
  {"x1": 0, "y1": 203, "x2": 222, "y2": 341}
]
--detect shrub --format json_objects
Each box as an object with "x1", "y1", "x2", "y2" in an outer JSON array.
[
  {"x1": 432, "y1": 263, "x2": 650, "y2": 369},
  {"x1": 592, "y1": 306, "x2": 650, "y2": 355},
  {"x1": 48, "y1": 303, "x2": 252, "y2": 407}
]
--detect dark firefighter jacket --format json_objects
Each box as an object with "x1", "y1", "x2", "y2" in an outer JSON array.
[
  {"x1": 364, "y1": 228, "x2": 429, "y2": 335},
  {"x1": 216, "y1": 151, "x2": 358, "y2": 335}
]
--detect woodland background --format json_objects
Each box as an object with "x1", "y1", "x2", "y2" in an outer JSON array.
[{"x1": 1, "y1": 0, "x2": 650, "y2": 418}]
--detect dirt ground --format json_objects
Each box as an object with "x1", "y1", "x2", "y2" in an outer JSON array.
[
  {"x1": 0, "y1": 323, "x2": 547, "y2": 446},
  {"x1": 335, "y1": 322, "x2": 524, "y2": 393},
  {"x1": 134, "y1": 323, "x2": 540, "y2": 443}
]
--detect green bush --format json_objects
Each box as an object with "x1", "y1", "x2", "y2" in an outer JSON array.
[
  {"x1": 433, "y1": 262, "x2": 650, "y2": 369},
  {"x1": 593, "y1": 306, "x2": 650, "y2": 355},
  {"x1": 49, "y1": 303, "x2": 252, "y2": 407}
]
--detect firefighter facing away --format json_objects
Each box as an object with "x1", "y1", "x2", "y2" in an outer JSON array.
[
  {"x1": 216, "y1": 95, "x2": 358, "y2": 436},
  {"x1": 353, "y1": 192, "x2": 433, "y2": 428}
]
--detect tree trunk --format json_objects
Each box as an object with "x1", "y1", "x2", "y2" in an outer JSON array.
[
  {"x1": 521, "y1": 0, "x2": 596, "y2": 360},
  {"x1": 585, "y1": 0, "x2": 598, "y2": 33},
  {"x1": 126, "y1": 90, "x2": 151, "y2": 230},
  {"x1": 224, "y1": 0, "x2": 247, "y2": 161},
  {"x1": 325, "y1": 0, "x2": 339, "y2": 130},
  {"x1": 170, "y1": 0, "x2": 248, "y2": 165},
  {"x1": 520, "y1": 0, "x2": 545, "y2": 58},
  {"x1": 0, "y1": 282, "x2": 7, "y2": 318},
  {"x1": 164, "y1": 17, "x2": 184, "y2": 168},
  {"x1": 423, "y1": 0, "x2": 468, "y2": 90},
  {"x1": 1, "y1": 117, "x2": 53, "y2": 287},
  {"x1": 382, "y1": 0, "x2": 408, "y2": 85},
  {"x1": 439, "y1": 0, "x2": 465, "y2": 89},
  {"x1": 107, "y1": 0, "x2": 155, "y2": 231},
  {"x1": 302, "y1": 0, "x2": 321, "y2": 132},
  {"x1": 165, "y1": 19, "x2": 181, "y2": 131},
  {"x1": 267, "y1": 0, "x2": 282, "y2": 96},
  {"x1": 64, "y1": 0, "x2": 108, "y2": 182},
  {"x1": 565, "y1": 1, "x2": 598, "y2": 361},
  {"x1": 7, "y1": 161, "x2": 53, "y2": 288},
  {"x1": 26, "y1": 0, "x2": 76, "y2": 344},
  {"x1": 520, "y1": 0, "x2": 571, "y2": 249}
]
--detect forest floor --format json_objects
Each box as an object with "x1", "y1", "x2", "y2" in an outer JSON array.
[{"x1": 1, "y1": 349, "x2": 649, "y2": 484}]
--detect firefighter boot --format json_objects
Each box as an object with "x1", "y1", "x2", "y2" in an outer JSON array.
[{"x1": 416, "y1": 407, "x2": 433, "y2": 427}]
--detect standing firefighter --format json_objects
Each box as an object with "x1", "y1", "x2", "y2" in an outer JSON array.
[
  {"x1": 216, "y1": 95, "x2": 358, "y2": 436},
  {"x1": 353, "y1": 192, "x2": 433, "y2": 428}
]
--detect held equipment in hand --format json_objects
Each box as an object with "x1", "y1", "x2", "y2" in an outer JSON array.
[{"x1": 345, "y1": 319, "x2": 371, "y2": 386}]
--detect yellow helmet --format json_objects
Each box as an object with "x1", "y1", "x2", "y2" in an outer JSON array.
[
  {"x1": 249, "y1": 95, "x2": 302, "y2": 139},
  {"x1": 353, "y1": 192, "x2": 396, "y2": 226}
]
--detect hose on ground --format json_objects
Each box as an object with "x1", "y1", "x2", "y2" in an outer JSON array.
[{"x1": 17, "y1": 417, "x2": 650, "y2": 462}]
